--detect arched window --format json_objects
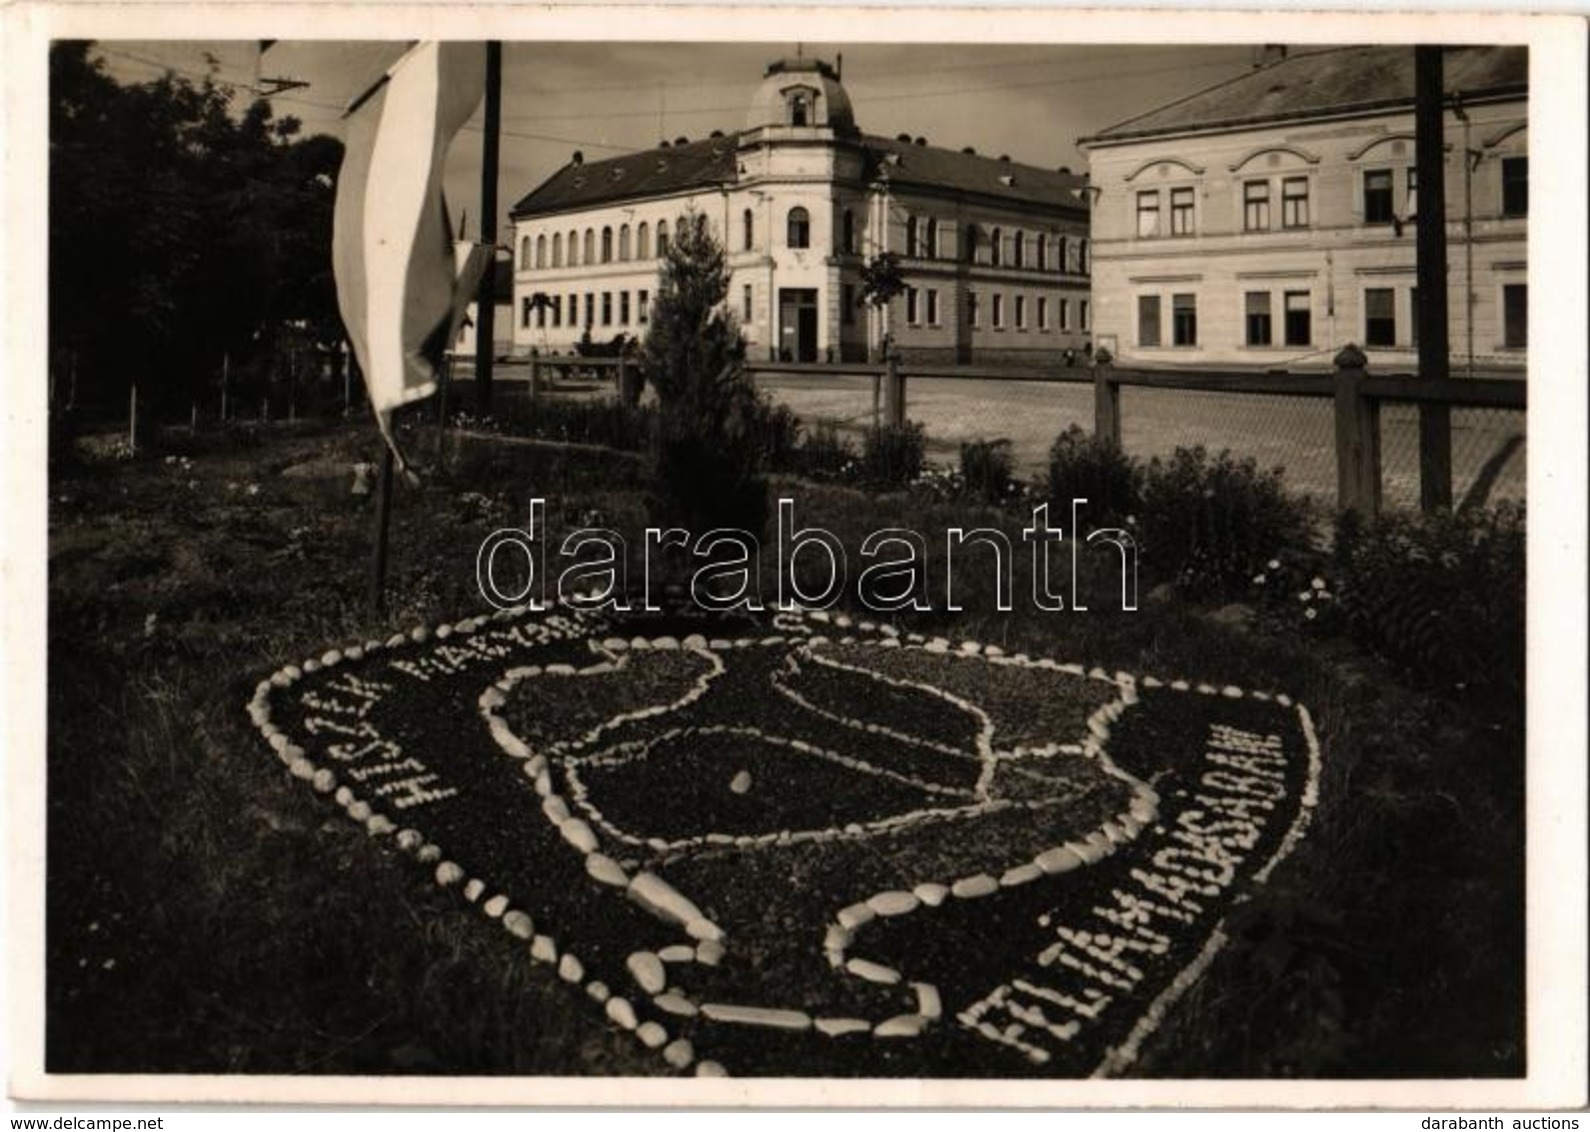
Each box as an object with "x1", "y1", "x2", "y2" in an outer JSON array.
[
  {"x1": 657, "y1": 220, "x2": 669, "y2": 256},
  {"x1": 1036, "y1": 233, "x2": 1047, "y2": 271},
  {"x1": 536, "y1": 235, "x2": 548, "y2": 269},
  {"x1": 568, "y1": 229, "x2": 579, "y2": 266},
  {"x1": 1079, "y1": 238, "x2": 1089, "y2": 274},
  {"x1": 601, "y1": 227, "x2": 613, "y2": 263},
  {"x1": 552, "y1": 232, "x2": 563, "y2": 268},
  {"x1": 520, "y1": 236, "x2": 531, "y2": 266},
  {"x1": 618, "y1": 224, "x2": 630, "y2": 261},
  {"x1": 787, "y1": 206, "x2": 811, "y2": 248},
  {"x1": 990, "y1": 226, "x2": 1003, "y2": 266},
  {"x1": 677, "y1": 214, "x2": 691, "y2": 242},
  {"x1": 583, "y1": 228, "x2": 595, "y2": 264},
  {"x1": 925, "y1": 218, "x2": 939, "y2": 259},
  {"x1": 637, "y1": 222, "x2": 650, "y2": 259},
  {"x1": 743, "y1": 208, "x2": 754, "y2": 251},
  {"x1": 789, "y1": 92, "x2": 810, "y2": 127},
  {"x1": 842, "y1": 209, "x2": 856, "y2": 254},
  {"x1": 1012, "y1": 229, "x2": 1025, "y2": 268},
  {"x1": 1057, "y1": 236, "x2": 1068, "y2": 272},
  {"x1": 905, "y1": 215, "x2": 918, "y2": 257}
]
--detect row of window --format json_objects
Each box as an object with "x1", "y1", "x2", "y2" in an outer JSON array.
[
  {"x1": 905, "y1": 216, "x2": 1090, "y2": 273},
  {"x1": 895, "y1": 287, "x2": 1091, "y2": 332},
  {"x1": 521, "y1": 222, "x2": 682, "y2": 270},
  {"x1": 1135, "y1": 283, "x2": 1527, "y2": 350},
  {"x1": 522, "y1": 289, "x2": 651, "y2": 330},
  {"x1": 1134, "y1": 157, "x2": 1527, "y2": 239}
]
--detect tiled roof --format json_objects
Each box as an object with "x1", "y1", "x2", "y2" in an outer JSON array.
[
  {"x1": 509, "y1": 134, "x2": 741, "y2": 218},
  {"x1": 509, "y1": 133, "x2": 1089, "y2": 218},
  {"x1": 1081, "y1": 45, "x2": 1527, "y2": 145}
]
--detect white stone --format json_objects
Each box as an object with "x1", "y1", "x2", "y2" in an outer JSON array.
[
  {"x1": 655, "y1": 994, "x2": 698, "y2": 1017},
  {"x1": 628, "y1": 871, "x2": 707, "y2": 927},
  {"x1": 837, "y1": 903, "x2": 876, "y2": 931},
  {"x1": 913, "y1": 883, "x2": 950, "y2": 907},
  {"x1": 1035, "y1": 846, "x2": 1085, "y2": 875},
  {"x1": 663, "y1": 1039, "x2": 695, "y2": 1070},
  {"x1": 366, "y1": 814, "x2": 396, "y2": 836},
  {"x1": 483, "y1": 894, "x2": 509, "y2": 918},
  {"x1": 559, "y1": 819, "x2": 599, "y2": 854},
  {"x1": 586, "y1": 981, "x2": 610, "y2": 1004},
  {"x1": 824, "y1": 924, "x2": 852, "y2": 953},
  {"x1": 636, "y1": 1021, "x2": 669, "y2": 1049},
  {"x1": 395, "y1": 829, "x2": 424, "y2": 852},
  {"x1": 694, "y1": 940, "x2": 726, "y2": 966},
  {"x1": 530, "y1": 935, "x2": 558, "y2": 964},
  {"x1": 951, "y1": 874, "x2": 999, "y2": 899},
  {"x1": 658, "y1": 945, "x2": 695, "y2": 963},
  {"x1": 868, "y1": 891, "x2": 920, "y2": 917},
  {"x1": 914, "y1": 982, "x2": 943, "y2": 1020},
  {"x1": 685, "y1": 918, "x2": 725, "y2": 944},
  {"x1": 874, "y1": 1014, "x2": 930, "y2": 1038},
  {"x1": 585, "y1": 853, "x2": 628, "y2": 887},
  {"x1": 700, "y1": 1003, "x2": 812, "y2": 1031},
  {"x1": 557, "y1": 953, "x2": 584, "y2": 983},
  {"x1": 311, "y1": 769, "x2": 337, "y2": 794},
  {"x1": 845, "y1": 958, "x2": 901, "y2": 985},
  {"x1": 627, "y1": 951, "x2": 668, "y2": 995},
  {"x1": 288, "y1": 757, "x2": 315, "y2": 781},
  {"x1": 1069, "y1": 839, "x2": 1105, "y2": 865},
  {"x1": 463, "y1": 879, "x2": 486, "y2": 902},
  {"x1": 435, "y1": 862, "x2": 464, "y2": 887},
  {"x1": 814, "y1": 1017, "x2": 872, "y2": 1037},
  {"x1": 1000, "y1": 863, "x2": 1043, "y2": 888},
  {"x1": 502, "y1": 911, "x2": 534, "y2": 939},
  {"x1": 729, "y1": 770, "x2": 753, "y2": 795},
  {"x1": 417, "y1": 844, "x2": 442, "y2": 864},
  {"x1": 605, "y1": 996, "x2": 638, "y2": 1030},
  {"x1": 695, "y1": 1060, "x2": 728, "y2": 1078}
]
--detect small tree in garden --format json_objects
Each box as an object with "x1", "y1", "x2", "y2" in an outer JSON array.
[
  {"x1": 859, "y1": 251, "x2": 906, "y2": 359},
  {"x1": 642, "y1": 211, "x2": 767, "y2": 539},
  {"x1": 526, "y1": 291, "x2": 554, "y2": 351}
]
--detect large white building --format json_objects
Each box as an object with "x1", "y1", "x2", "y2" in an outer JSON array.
[
  {"x1": 508, "y1": 57, "x2": 1092, "y2": 366},
  {"x1": 1078, "y1": 45, "x2": 1527, "y2": 373}
]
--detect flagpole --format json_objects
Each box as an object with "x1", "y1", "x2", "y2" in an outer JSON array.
[{"x1": 474, "y1": 41, "x2": 502, "y2": 414}]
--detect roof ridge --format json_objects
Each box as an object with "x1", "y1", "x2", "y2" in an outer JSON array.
[{"x1": 1081, "y1": 48, "x2": 1322, "y2": 141}]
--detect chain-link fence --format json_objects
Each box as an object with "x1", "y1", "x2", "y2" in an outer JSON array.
[{"x1": 1378, "y1": 403, "x2": 1527, "y2": 512}]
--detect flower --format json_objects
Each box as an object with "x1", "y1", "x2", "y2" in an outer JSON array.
[
  {"x1": 1304, "y1": 607, "x2": 1317, "y2": 621},
  {"x1": 1267, "y1": 559, "x2": 1280, "y2": 570},
  {"x1": 1310, "y1": 577, "x2": 1327, "y2": 591},
  {"x1": 1298, "y1": 591, "x2": 1312, "y2": 603},
  {"x1": 1252, "y1": 574, "x2": 1267, "y2": 585}
]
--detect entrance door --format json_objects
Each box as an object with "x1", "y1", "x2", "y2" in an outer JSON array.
[{"x1": 778, "y1": 288, "x2": 820, "y2": 362}]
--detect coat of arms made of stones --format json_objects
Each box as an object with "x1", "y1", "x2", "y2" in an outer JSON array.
[{"x1": 250, "y1": 605, "x2": 1320, "y2": 1078}]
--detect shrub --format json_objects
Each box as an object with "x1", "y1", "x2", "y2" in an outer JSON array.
[
  {"x1": 1136, "y1": 445, "x2": 1312, "y2": 599},
  {"x1": 1045, "y1": 424, "x2": 1141, "y2": 524},
  {"x1": 744, "y1": 399, "x2": 801, "y2": 474},
  {"x1": 861, "y1": 421, "x2": 925, "y2": 490},
  {"x1": 1331, "y1": 503, "x2": 1525, "y2": 708},
  {"x1": 796, "y1": 422, "x2": 855, "y2": 480},
  {"x1": 504, "y1": 397, "x2": 655, "y2": 451},
  {"x1": 959, "y1": 438, "x2": 1015, "y2": 506}
]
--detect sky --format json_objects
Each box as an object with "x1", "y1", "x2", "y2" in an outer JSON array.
[{"x1": 90, "y1": 40, "x2": 1263, "y2": 239}]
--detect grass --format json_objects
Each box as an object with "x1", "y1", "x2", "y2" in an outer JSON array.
[{"x1": 44, "y1": 415, "x2": 1523, "y2": 1077}]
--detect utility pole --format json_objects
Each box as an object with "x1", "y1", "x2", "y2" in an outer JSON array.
[
  {"x1": 474, "y1": 41, "x2": 502, "y2": 414},
  {"x1": 1414, "y1": 45, "x2": 1452, "y2": 510}
]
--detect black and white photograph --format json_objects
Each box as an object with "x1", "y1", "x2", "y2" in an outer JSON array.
[{"x1": 5, "y1": 1, "x2": 1586, "y2": 1112}]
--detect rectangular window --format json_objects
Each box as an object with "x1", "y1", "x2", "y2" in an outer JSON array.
[
  {"x1": 1137, "y1": 294, "x2": 1161, "y2": 347},
  {"x1": 992, "y1": 293, "x2": 1004, "y2": 329},
  {"x1": 1365, "y1": 287, "x2": 1396, "y2": 346},
  {"x1": 1136, "y1": 190, "x2": 1161, "y2": 238},
  {"x1": 1169, "y1": 187, "x2": 1195, "y2": 235},
  {"x1": 601, "y1": 292, "x2": 612, "y2": 326},
  {"x1": 906, "y1": 287, "x2": 920, "y2": 325},
  {"x1": 1244, "y1": 291, "x2": 1272, "y2": 346},
  {"x1": 552, "y1": 295, "x2": 562, "y2": 328},
  {"x1": 743, "y1": 284, "x2": 753, "y2": 323},
  {"x1": 1058, "y1": 297, "x2": 1069, "y2": 331},
  {"x1": 521, "y1": 297, "x2": 533, "y2": 329},
  {"x1": 620, "y1": 291, "x2": 631, "y2": 325},
  {"x1": 584, "y1": 293, "x2": 595, "y2": 327},
  {"x1": 1080, "y1": 299, "x2": 1089, "y2": 331},
  {"x1": 926, "y1": 288, "x2": 940, "y2": 326},
  {"x1": 569, "y1": 293, "x2": 578, "y2": 327},
  {"x1": 1282, "y1": 177, "x2": 1310, "y2": 228},
  {"x1": 1364, "y1": 169, "x2": 1394, "y2": 224},
  {"x1": 1171, "y1": 292, "x2": 1197, "y2": 346},
  {"x1": 1243, "y1": 181, "x2": 1270, "y2": 231},
  {"x1": 1015, "y1": 295, "x2": 1026, "y2": 329},
  {"x1": 842, "y1": 283, "x2": 855, "y2": 325},
  {"x1": 1037, "y1": 297, "x2": 1049, "y2": 330},
  {"x1": 1502, "y1": 157, "x2": 1528, "y2": 217},
  {"x1": 637, "y1": 290, "x2": 649, "y2": 324},
  {"x1": 1503, "y1": 283, "x2": 1527, "y2": 348},
  {"x1": 1283, "y1": 291, "x2": 1311, "y2": 346}
]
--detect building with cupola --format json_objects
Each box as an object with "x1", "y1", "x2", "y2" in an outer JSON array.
[
  {"x1": 1078, "y1": 45, "x2": 1527, "y2": 373},
  {"x1": 508, "y1": 57, "x2": 1093, "y2": 365}
]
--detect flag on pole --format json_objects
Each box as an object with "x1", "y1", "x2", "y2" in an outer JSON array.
[{"x1": 332, "y1": 41, "x2": 491, "y2": 470}]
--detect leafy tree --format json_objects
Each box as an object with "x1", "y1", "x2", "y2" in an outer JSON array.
[
  {"x1": 858, "y1": 251, "x2": 906, "y2": 358},
  {"x1": 640, "y1": 211, "x2": 767, "y2": 540},
  {"x1": 49, "y1": 42, "x2": 344, "y2": 419}
]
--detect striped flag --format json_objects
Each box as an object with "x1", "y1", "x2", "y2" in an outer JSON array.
[{"x1": 332, "y1": 42, "x2": 489, "y2": 468}]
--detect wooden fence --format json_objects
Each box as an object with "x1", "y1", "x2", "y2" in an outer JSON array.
[{"x1": 746, "y1": 349, "x2": 1526, "y2": 517}]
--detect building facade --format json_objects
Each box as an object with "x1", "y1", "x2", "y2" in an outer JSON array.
[
  {"x1": 509, "y1": 58, "x2": 1092, "y2": 366},
  {"x1": 1078, "y1": 46, "x2": 1527, "y2": 373}
]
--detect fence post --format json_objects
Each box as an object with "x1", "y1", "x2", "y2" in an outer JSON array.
[
  {"x1": 1333, "y1": 344, "x2": 1381, "y2": 516},
  {"x1": 883, "y1": 355, "x2": 905, "y2": 429},
  {"x1": 1418, "y1": 400, "x2": 1453, "y2": 513},
  {"x1": 1092, "y1": 355, "x2": 1120, "y2": 447}
]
